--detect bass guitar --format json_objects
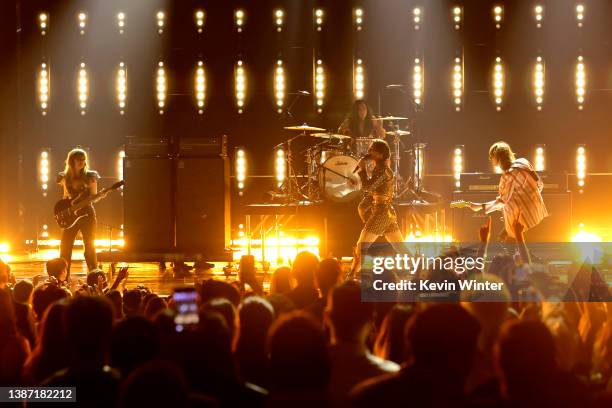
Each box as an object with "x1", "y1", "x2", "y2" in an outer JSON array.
[{"x1": 54, "y1": 180, "x2": 125, "y2": 229}]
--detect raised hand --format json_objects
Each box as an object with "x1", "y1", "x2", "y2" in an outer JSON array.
[{"x1": 479, "y1": 216, "x2": 492, "y2": 243}]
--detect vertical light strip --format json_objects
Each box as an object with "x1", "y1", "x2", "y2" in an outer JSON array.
[
  {"x1": 236, "y1": 148, "x2": 247, "y2": 195},
  {"x1": 576, "y1": 4, "x2": 585, "y2": 28},
  {"x1": 39, "y1": 149, "x2": 50, "y2": 196},
  {"x1": 235, "y1": 9, "x2": 245, "y2": 32},
  {"x1": 413, "y1": 7, "x2": 422, "y2": 30},
  {"x1": 156, "y1": 62, "x2": 167, "y2": 114},
  {"x1": 413, "y1": 57, "x2": 424, "y2": 107},
  {"x1": 77, "y1": 62, "x2": 88, "y2": 115},
  {"x1": 534, "y1": 56, "x2": 545, "y2": 110},
  {"x1": 452, "y1": 6, "x2": 462, "y2": 30},
  {"x1": 275, "y1": 148, "x2": 286, "y2": 188},
  {"x1": 78, "y1": 12, "x2": 87, "y2": 35},
  {"x1": 195, "y1": 61, "x2": 206, "y2": 114},
  {"x1": 116, "y1": 62, "x2": 127, "y2": 115},
  {"x1": 195, "y1": 9, "x2": 205, "y2": 33},
  {"x1": 453, "y1": 146, "x2": 463, "y2": 189},
  {"x1": 274, "y1": 60, "x2": 285, "y2": 113},
  {"x1": 575, "y1": 56, "x2": 586, "y2": 110},
  {"x1": 156, "y1": 11, "x2": 165, "y2": 34},
  {"x1": 38, "y1": 62, "x2": 50, "y2": 115},
  {"x1": 274, "y1": 9, "x2": 284, "y2": 32},
  {"x1": 117, "y1": 150, "x2": 125, "y2": 181},
  {"x1": 354, "y1": 58, "x2": 365, "y2": 99},
  {"x1": 452, "y1": 57, "x2": 463, "y2": 111},
  {"x1": 576, "y1": 145, "x2": 586, "y2": 188},
  {"x1": 39, "y1": 12, "x2": 48, "y2": 35},
  {"x1": 235, "y1": 60, "x2": 246, "y2": 114},
  {"x1": 314, "y1": 8, "x2": 324, "y2": 31},
  {"x1": 117, "y1": 12, "x2": 126, "y2": 34},
  {"x1": 354, "y1": 8, "x2": 363, "y2": 31},
  {"x1": 534, "y1": 145, "x2": 545, "y2": 171},
  {"x1": 493, "y1": 57, "x2": 504, "y2": 111},
  {"x1": 493, "y1": 5, "x2": 503, "y2": 29},
  {"x1": 315, "y1": 59, "x2": 325, "y2": 113},
  {"x1": 534, "y1": 5, "x2": 544, "y2": 28}
]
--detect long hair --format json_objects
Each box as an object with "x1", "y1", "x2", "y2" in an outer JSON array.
[
  {"x1": 63, "y1": 148, "x2": 89, "y2": 181},
  {"x1": 348, "y1": 99, "x2": 375, "y2": 138},
  {"x1": 489, "y1": 141, "x2": 516, "y2": 172},
  {"x1": 370, "y1": 139, "x2": 391, "y2": 161}
]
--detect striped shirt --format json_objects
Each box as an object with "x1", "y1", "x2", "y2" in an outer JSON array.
[{"x1": 484, "y1": 158, "x2": 548, "y2": 238}]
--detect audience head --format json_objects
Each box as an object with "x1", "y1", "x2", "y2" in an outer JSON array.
[
  {"x1": 119, "y1": 361, "x2": 192, "y2": 408},
  {"x1": 37, "y1": 299, "x2": 70, "y2": 353},
  {"x1": 46, "y1": 258, "x2": 68, "y2": 282},
  {"x1": 0, "y1": 289, "x2": 18, "y2": 339},
  {"x1": 327, "y1": 280, "x2": 374, "y2": 343},
  {"x1": 374, "y1": 303, "x2": 415, "y2": 364},
  {"x1": 123, "y1": 289, "x2": 143, "y2": 317},
  {"x1": 198, "y1": 279, "x2": 241, "y2": 307},
  {"x1": 238, "y1": 296, "x2": 275, "y2": 344},
  {"x1": 316, "y1": 258, "x2": 342, "y2": 296},
  {"x1": 143, "y1": 295, "x2": 167, "y2": 320},
  {"x1": 291, "y1": 251, "x2": 319, "y2": 287},
  {"x1": 268, "y1": 312, "x2": 330, "y2": 391},
  {"x1": 86, "y1": 269, "x2": 107, "y2": 290},
  {"x1": 266, "y1": 293, "x2": 296, "y2": 317},
  {"x1": 65, "y1": 295, "x2": 114, "y2": 361},
  {"x1": 406, "y1": 304, "x2": 480, "y2": 382},
  {"x1": 200, "y1": 297, "x2": 237, "y2": 341},
  {"x1": 110, "y1": 317, "x2": 161, "y2": 376},
  {"x1": 13, "y1": 279, "x2": 34, "y2": 304},
  {"x1": 32, "y1": 282, "x2": 69, "y2": 321},
  {"x1": 105, "y1": 290, "x2": 123, "y2": 319},
  {"x1": 270, "y1": 266, "x2": 292, "y2": 295}
]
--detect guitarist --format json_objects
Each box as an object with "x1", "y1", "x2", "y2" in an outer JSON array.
[
  {"x1": 57, "y1": 148, "x2": 105, "y2": 276},
  {"x1": 464, "y1": 141, "x2": 548, "y2": 240}
]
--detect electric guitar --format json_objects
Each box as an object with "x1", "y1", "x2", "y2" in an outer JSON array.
[
  {"x1": 450, "y1": 200, "x2": 473, "y2": 209},
  {"x1": 54, "y1": 180, "x2": 125, "y2": 229}
]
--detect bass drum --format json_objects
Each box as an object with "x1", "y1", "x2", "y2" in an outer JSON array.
[{"x1": 318, "y1": 154, "x2": 362, "y2": 202}]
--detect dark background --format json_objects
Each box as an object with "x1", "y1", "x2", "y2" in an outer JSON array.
[{"x1": 1, "y1": 0, "x2": 611, "y2": 244}]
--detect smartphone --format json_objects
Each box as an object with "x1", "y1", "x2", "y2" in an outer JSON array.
[{"x1": 173, "y1": 287, "x2": 199, "y2": 332}]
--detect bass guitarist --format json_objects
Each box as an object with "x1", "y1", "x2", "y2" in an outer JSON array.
[{"x1": 57, "y1": 148, "x2": 105, "y2": 276}]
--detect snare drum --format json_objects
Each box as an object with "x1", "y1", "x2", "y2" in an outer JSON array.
[{"x1": 318, "y1": 154, "x2": 362, "y2": 202}]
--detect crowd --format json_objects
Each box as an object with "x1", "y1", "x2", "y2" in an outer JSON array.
[{"x1": 1, "y1": 220, "x2": 611, "y2": 408}]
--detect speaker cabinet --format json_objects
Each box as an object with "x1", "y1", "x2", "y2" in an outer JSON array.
[
  {"x1": 123, "y1": 157, "x2": 174, "y2": 252},
  {"x1": 452, "y1": 191, "x2": 572, "y2": 242},
  {"x1": 175, "y1": 156, "x2": 230, "y2": 258}
]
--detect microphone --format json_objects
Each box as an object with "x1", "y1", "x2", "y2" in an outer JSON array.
[{"x1": 353, "y1": 154, "x2": 372, "y2": 173}]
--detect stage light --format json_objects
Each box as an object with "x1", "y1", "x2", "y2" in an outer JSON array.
[
  {"x1": 117, "y1": 150, "x2": 125, "y2": 181},
  {"x1": 452, "y1": 6, "x2": 462, "y2": 30},
  {"x1": 314, "y1": 8, "x2": 324, "y2": 31},
  {"x1": 156, "y1": 11, "x2": 165, "y2": 34},
  {"x1": 38, "y1": 62, "x2": 50, "y2": 115},
  {"x1": 235, "y1": 9, "x2": 245, "y2": 32},
  {"x1": 39, "y1": 12, "x2": 48, "y2": 35},
  {"x1": 413, "y1": 7, "x2": 422, "y2": 30},
  {"x1": 274, "y1": 9, "x2": 284, "y2": 32},
  {"x1": 275, "y1": 148, "x2": 286, "y2": 188},
  {"x1": 195, "y1": 9, "x2": 205, "y2": 33},
  {"x1": 452, "y1": 57, "x2": 463, "y2": 111},
  {"x1": 533, "y1": 56, "x2": 545, "y2": 110},
  {"x1": 493, "y1": 5, "x2": 503, "y2": 29},
  {"x1": 354, "y1": 58, "x2": 365, "y2": 99},
  {"x1": 413, "y1": 58, "x2": 424, "y2": 107},
  {"x1": 41, "y1": 224, "x2": 49, "y2": 239},
  {"x1": 235, "y1": 60, "x2": 247, "y2": 114},
  {"x1": 354, "y1": 8, "x2": 363, "y2": 31},
  {"x1": 117, "y1": 12, "x2": 126, "y2": 34},
  {"x1": 533, "y1": 145, "x2": 545, "y2": 172},
  {"x1": 156, "y1": 61, "x2": 167, "y2": 114},
  {"x1": 274, "y1": 60, "x2": 285, "y2": 113},
  {"x1": 493, "y1": 57, "x2": 504, "y2": 111},
  {"x1": 39, "y1": 149, "x2": 50, "y2": 196},
  {"x1": 77, "y1": 62, "x2": 88, "y2": 115},
  {"x1": 235, "y1": 148, "x2": 247, "y2": 194},
  {"x1": 575, "y1": 56, "x2": 586, "y2": 110},
  {"x1": 77, "y1": 12, "x2": 87, "y2": 35},
  {"x1": 314, "y1": 59, "x2": 325, "y2": 113},
  {"x1": 576, "y1": 4, "x2": 585, "y2": 28},
  {"x1": 195, "y1": 61, "x2": 206, "y2": 114},
  {"x1": 453, "y1": 146, "x2": 463, "y2": 189},
  {"x1": 534, "y1": 5, "x2": 544, "y2": 28},
  {"x1": 576, "y1": 145, "x2": 586, "y2": 189},
  {"x1": 116, "y1": 62, "x2": 127, "y2": 115}
]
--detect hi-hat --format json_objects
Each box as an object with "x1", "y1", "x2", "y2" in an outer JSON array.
[
  {"x1": 311, "y1": 132, "x2": 351, "y2": 140},
  {"x1": 284, "y1": 124, "x2": 326, "y2": 132},
  {"x1": 377, "y1": 115, "x2": 409, "y2": 121},
  {"x1": 386, "y1": 130, "x2": 411, "y2": 136}
]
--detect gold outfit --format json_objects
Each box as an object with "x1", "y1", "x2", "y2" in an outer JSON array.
[{"x1": 357, "y1": 164, "x2": 400, "y2": 235}]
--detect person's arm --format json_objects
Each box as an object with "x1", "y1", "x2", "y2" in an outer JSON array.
[
  {"x1": 359, "y1": 166, "x2": 392, "y2": 192},
  {"x1": 108, "y1": 267, "x2": 129, "y2": 292}
]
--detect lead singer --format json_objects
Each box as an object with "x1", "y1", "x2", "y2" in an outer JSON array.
[{"x1": 348, "y1": 139, "x2": 405, "y2": 279}]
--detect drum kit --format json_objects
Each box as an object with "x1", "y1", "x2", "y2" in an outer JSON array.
[{"x1": 272, "y1": 116, "x2": 437, "y2": 204}]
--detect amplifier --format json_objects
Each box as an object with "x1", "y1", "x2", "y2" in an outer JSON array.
[
  {"x1": 124, "y1": 138, "x2": 169, "y2": 157},
  {"x1": 178, "y1": 135, "x2": 227, "y2": 157},
  {"x1": 459, "y1": 172, "x2": 568, "y2": 192}
]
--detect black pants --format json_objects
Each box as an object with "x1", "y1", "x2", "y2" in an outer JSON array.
[{"x1": 60, "y1": 211, "x2": 97, "y2": 277}]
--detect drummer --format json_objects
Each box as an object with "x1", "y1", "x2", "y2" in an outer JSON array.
[{"x1": 338, "y1": 99, "x2": 385, "y2": 152}]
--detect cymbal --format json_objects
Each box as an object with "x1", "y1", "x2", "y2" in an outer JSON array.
[
  {"x1": 386, "y1": 130, "x2": 411, "y2": 136},
  {"x1": 377, "y1": 115, "x2": 409, "y2": 121},
  {"x1": 284, "y1": 124, "x2": 326, "y2": 132},
  {"x1": 311, "y1": 132, "x2": 351, "y2": 140}
]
